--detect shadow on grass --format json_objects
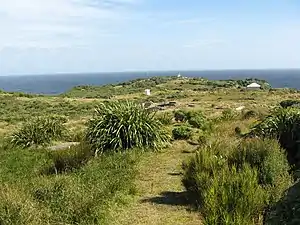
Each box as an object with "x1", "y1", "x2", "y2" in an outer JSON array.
[
  {"x1": 167, "y1": 172, "x2": 183, "y2": 176},
  {"x1": 141, "y1": 191, "x2": 189, "y2": 206}
]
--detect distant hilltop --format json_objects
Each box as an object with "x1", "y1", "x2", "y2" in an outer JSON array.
[
  {"x1": 0, "y1": 69, "x2": 299, "y2": 94},
  {"x1": 63, "y1": 76, "x2": 273, "y2": 99}
]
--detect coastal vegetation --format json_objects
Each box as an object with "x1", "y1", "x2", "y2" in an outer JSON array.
[{"x1": 0, "y1": 75, "x2": 300, "y2": 224}]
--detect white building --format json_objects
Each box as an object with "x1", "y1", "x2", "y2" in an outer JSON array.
[
  {"x1": 247, "y1": 82, "x2": 261, "y2": 90},
  {"x1": 145, "y1": 89, "x2": 151, "y2": 96}
]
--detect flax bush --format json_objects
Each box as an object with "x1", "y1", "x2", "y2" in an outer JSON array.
[
  {"x1": 11, "y1": 116, "x2": 67, "y2": 148},
  {"x1": 86, "y1": 101, "x2": 169, "y2": 153}
]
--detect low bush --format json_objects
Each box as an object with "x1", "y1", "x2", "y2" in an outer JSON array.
[
  {"x1": 182, "y1": 139, "x2": 292, "y2": 224},
  {"x1": 172, "y1": 125, "x2": 192, "y2": 140},
  {"x1": 280, "y1": 100, "x2": 300, "y2": 108},
  {"x1": 229, "y1": 139, "x2": 292, "y2": 203},
  {"x1": 186, "y1": 111, "x2": 211, "y2": 130},
  {"x1": 11, "y1": 116, "x2": 67, "y2": 148},
  {"x1": 247, "y1": 108, "x2": 300, "y2": 170},
  {"x1": 265, "y1": 181, "x2": 300, "y2": 225},
  {"x1": 174, "y1": 110, "x2": 211, "y2": 131},
  {"x1": 86, "y1": 101, "x2": 169, "y2": 153},
  {"x1": 174, "y1": 110, "x2": 188, "y2": 122}
]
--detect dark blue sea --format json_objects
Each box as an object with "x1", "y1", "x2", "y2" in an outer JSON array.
[{"x1": 0, "y1": 69, "x2": 299, "y2": 95}]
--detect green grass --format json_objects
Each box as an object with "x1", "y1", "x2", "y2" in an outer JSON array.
[
  {"x1": 0, "y1": 76, "x2": 300, "y2": 225},
  {"x1": 0, "y1": 143, "x2": 139, "y2": 225},
  {"x1": 0, "y1": 95, "x2": 100, "y2": 124}
]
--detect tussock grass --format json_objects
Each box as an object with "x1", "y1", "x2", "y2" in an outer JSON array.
[
  {"x1": 86, "y1": 101, "x2": 169, "y2": 153},
  {"x1": 11, "y1": 116, "x2": 67, "y2": 148}
]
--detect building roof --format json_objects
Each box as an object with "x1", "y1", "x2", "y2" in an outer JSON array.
[{"x1": 247, "y1": 82, "x2": 261, "y2": 88}]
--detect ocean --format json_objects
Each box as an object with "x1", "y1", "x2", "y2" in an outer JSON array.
[{"x1": 0, "y1": 69, "x2": 299, "y2": 95}]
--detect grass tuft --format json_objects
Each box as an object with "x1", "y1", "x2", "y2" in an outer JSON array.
[{"x1": 86, "y1": 100, "x2": 169, "y2": 153}]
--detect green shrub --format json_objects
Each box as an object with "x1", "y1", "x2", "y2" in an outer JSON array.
[
  {"x1": 182, "y1": 139, "x2": 292, "y2": 224},
  {"x1": 247, "y1": 108, "x2": 300, "y2": 170},
  {"x1": 11, "y1": 116, "x2": 67, "y2": 148},
  {"x1": 229, "y1": 139, "x2": 292, "y2": 203},
  {"x1": 172, "y1": 126, "x2": 192, "y2": 140},
  {"x1": 156, "y1": 112, "x2": 173, "y2": 125},
  {"x1": 186, "y1": 111, "x2": 211, "y2": 130},
  {"x1": 174, "y1": 110, "x2": 211, "y2": 130},
  {"x1": 174, "y1": 110, "x2": 188, "y2": 122},
  {"x1": 280, "y1": 100, "x2": 300, "y2": 108},
  {"x1": 86, "y1": 101, "x2": 169, "y2": 153},
  {"x1": 266, "y1": 181, "x2": 300, "y2": 225},
  {"x1": 182, "y1": 148, "x2": 266, "y2": 225}
]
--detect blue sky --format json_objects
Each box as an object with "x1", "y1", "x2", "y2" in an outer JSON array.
[{"x1": 0, "y1": 0, "x2": 299, "y2": 75}]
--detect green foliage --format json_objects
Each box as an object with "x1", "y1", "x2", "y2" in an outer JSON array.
[
  {"x1": 182, "y1": 139, "x2": 292, "y2": 225},
  {"x1": 280, "y1": 100, "x2": 300, "y2": 109},
  {"x1": 174, "y1": 109, "x2": 211, "y2": 131},
  {"x1": 186, "y1": 110, "x2": 211, "y2": 130},
  {"x1": 156, "y1": 112, "x2": 173, "y2": 125},
  {"x1": 0, "y1": 143, "x2": 139, "y2": 225},
  {"x1": 0, "y1": 96, "x2": 100, "y2": 123},
  {"x1": 64, "y1": 76, "x2": 176, "y2": 99},
  {"x1": 220, "y1": 109, "x2": 238, "y2": 121},
  {"x1": 174, "y1": 110, "x2": 188, "y2": 122},
  {"x1": 172, "y1": 125, "x2": 192, "y2": 140},
  {"x1": 86, "y1": 101, "x2": 169, "y2": 153},
  {"x1": 229, "y1": 139, "x2": 292, "y2": 203},
  {"x1": 11, "y1": 116, "x2": 67, "y2": 148},
  {"x1": 247, "y1": 108, "x2": 300, "y2": 170},
  {"x1": 266, "y1": 181, "x2": 300, "y2": 225}
]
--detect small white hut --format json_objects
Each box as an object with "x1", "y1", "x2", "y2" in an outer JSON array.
[
  {"x1": 145, "y1": 89, "x2": 151, "y2": 96},
  {"x1": 247, "y1": 82, "x2": 261, "y2": 90}
]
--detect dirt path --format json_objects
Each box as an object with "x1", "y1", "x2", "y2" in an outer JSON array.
[{"x1": 114, "y1": 141, "x2": 202, "y2": 225}]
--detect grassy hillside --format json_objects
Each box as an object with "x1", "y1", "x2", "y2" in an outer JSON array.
[{"x1": 0, "y1": 76, "x2": 299, "y2": 224}]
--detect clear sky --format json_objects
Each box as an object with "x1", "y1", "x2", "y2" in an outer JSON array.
[{"x1": 0, "y1": 0, "x2": 299, "y2": 75}]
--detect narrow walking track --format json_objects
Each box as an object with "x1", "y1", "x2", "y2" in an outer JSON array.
[{"x1": 114, "y1": 141, "x2": 202, "y2": 225}]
